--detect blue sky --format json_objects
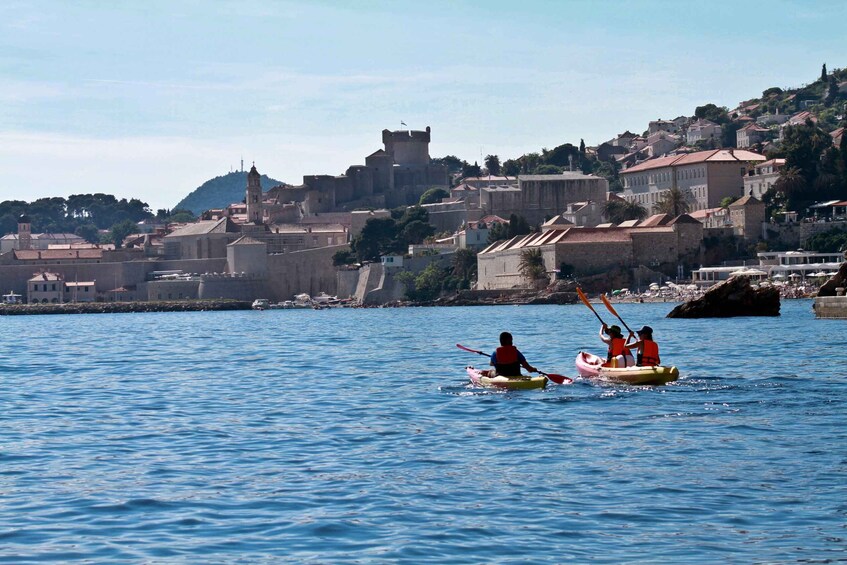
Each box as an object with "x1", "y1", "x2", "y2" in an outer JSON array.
[{"x1": 1, "y1": 0, "x2": 845, "y2": 210}]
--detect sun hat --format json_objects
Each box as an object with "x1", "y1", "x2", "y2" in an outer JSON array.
[
  {"x1": 608, "y1": 325, "x2": 622, "y2": 336},
  {"x1": 636, "y1": 325, "x2": 653, "y2": 336}
]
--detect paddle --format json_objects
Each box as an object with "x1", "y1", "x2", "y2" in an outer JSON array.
[
  {"x1": 455, "y1": 343, "x2": 572, "y2": 384},
  {"x1": 600, "y1": 293, "x2": 634, "y2": 334},
  {"x1": 576, "y1": 287, "x2": 606, "y2": 325}
]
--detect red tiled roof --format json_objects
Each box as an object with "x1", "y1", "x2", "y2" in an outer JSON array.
[{"x1": 621, "y1": 149, "x2": 765, "y2": 173}]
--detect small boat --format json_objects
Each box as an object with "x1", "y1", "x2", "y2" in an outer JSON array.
[
  {"x1": 575, "y1": 352, "x2": 679, "y2": 385},
  {"x1": 251, "y1": 298, "x2": 270, "y2": 310},
  {"x1": 466, "y1": 366, "x2": 547, "y2": 390}
]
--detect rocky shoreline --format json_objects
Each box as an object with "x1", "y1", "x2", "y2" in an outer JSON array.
[{"x1": 0, "y1": 300, "x2": 252, "y2": 316}]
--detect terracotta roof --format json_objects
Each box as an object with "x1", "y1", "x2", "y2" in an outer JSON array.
[
  {"x1": 667, "y1": 214, "x2": 701, "y2": 225},
  {"x1": 519, "y1": 173, "x2": 603, "y2": 181},
  {"x1": 739, "y1": 123, "x2": 770, "y2": 132},
  {"x1": 28, "y1": 272, "x2": 63, "y2": 282},
  {"x1": 640, "y1": 214, "x2": 673, "y2": 227},
  {"x1": 729, "y1": 195, "x2": 763, "y2": 208},
  {"x1": 621, "y1": 149, "x2": 765, "y2": 173}
]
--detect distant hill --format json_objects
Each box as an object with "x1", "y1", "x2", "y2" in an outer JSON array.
[{"x1": 174, "y1": 171, "x2": 283, "y2": 215}]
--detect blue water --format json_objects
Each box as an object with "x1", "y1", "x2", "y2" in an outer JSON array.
[{"x1": 0, "y1": 300, "x2": 845, "y2": 563}]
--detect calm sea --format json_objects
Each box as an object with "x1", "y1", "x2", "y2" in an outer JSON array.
[{"x1": 0, "y1": 300, "x2": 844, "y2": 563}]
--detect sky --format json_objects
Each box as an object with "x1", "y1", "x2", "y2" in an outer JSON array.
[{"x1": 2, "y1": 0, "x2": 846, "y2": 210}]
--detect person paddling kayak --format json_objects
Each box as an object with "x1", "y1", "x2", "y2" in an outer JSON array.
[
  {"x1": 625, "y1": 325, "x2": 661, "y2": 367},
  {"x1": 489, "y1": 332, "x2": 538, "y2": 377},
  {"x1": 600, "y1": 324, "x2": 635, "y2": 368}
]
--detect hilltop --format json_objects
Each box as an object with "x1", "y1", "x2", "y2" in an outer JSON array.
[{"x1": 174, "y1": 171, "x2": 283, "y2": 215}]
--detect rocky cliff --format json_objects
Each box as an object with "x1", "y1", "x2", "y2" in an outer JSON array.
[{"x1": 667, "y1": 275, "x2": 779, "y2": 318}]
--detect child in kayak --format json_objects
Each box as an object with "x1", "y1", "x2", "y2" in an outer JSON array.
[
  {"x1": 600, "y1": 324, "x2": 635, "y2": 368},
  {"x1": 625, "y1": 326, "x2": 661, "y2": 366},
  {"x1": 489, "y1": 332, "x2": 538, "y2": 377}
]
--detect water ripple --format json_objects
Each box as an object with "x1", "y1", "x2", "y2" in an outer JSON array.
[{"x1": 0, "y1": 301, "x2": 844, "y2": 562}]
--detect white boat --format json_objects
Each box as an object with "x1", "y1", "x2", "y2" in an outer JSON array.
[
  {"x1": 251, "y1": 298, "x2": 270, "y2": 310},
  {"x1": 312, "y1": 292, "x2": 336, "y2": 304}
]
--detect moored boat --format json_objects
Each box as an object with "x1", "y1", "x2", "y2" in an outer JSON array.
[
  {"x1": 251, "y1": 298, "x2": 270, "y2": 310},
  {"x1": 575, "y1": 351, "x2": 679, "y2": 385},
  {"x1": 466, "y1": 366, "x2": 547, "y2": 390}
]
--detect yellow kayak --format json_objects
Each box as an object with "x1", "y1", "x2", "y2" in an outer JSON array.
[{"x1": 466, "y1": 367, "x2": 547, "y2": 390}]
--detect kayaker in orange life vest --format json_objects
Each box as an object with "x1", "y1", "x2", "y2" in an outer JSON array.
[
  {"x1": 625, "y1": 325, "x2": 661, "y2": 367},
  {"x1": 489, "y1": 332, "x2": 538, "y2": 377},
  {"x1": 599, "y1": 324, "x2": 635, "y2": 368}
]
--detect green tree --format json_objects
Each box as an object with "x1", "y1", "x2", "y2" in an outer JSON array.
[
  {"x1": 654, "y1": 187, "x2": 691, "y2": 216},
  {"x1": 419, "y1": 187, "x2": 450, "y2": 205},
  {"x1": 782, "y1": 120, "x2": 833, "y2": 186},
  {"x1": 487, "y1": 222, "x2": 509, "y2": 243},
  {"x1": 694, "y1": 103, "x2": 730, "y2": 124},
  {"x1": 508, "y1": 214, "x2": 532, "y2": 238},
  {"x1": 400, "y1": 220, "x2": 435, "y2": 245},
  {"x1": 74, "y1": 223, "x2": 100, "y2": 244},
  {"x1": 350, "y1": 217, "x2": 399, "y2": 261},
  {"x1": 603, "y1": 199, "x2": 647, "y2": 223},
  {"x1": 462, "y1": 161, "x2": 482, "y2": 178},
  {"x1": 484, "y1": 154, "x2": 501, "y2": 176},
  {"x1": 332, "y1": 249, "x2": 356, "y2": 266},
  {"x1": 518, "y1": 248, "x2": 548, "y2": 288},
  {"x1": 825, "y1": 76, "x2": 838, "y2": 106},
  {"x1": 821, "y1": 63, "x2": 827, "y2": 82},
  {"x1": 109, "y1": 219, "x2": 137, "y2": 249},
  {"x1": 413, "y1": 262, "x2": 447, "y2": 301},
  {"x1": 452, "y1": 248, "x2": 477, "y2": 288},
  {"x1": 772, "y1": 166, "x2": 808, "y2": 212},
  {"x1": 502, "y1": 159, "x2": 521, "y2": 176},
  {"x1": 431, "y1": 155, "x2": 464, "y2": 174},
  {"x1": 579, "y1": 139, "x2": 586, "y2": 154}
]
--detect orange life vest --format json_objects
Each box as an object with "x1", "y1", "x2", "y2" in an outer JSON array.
[
  {"x1": 607, "y1": 337, "x2": 632, "y2": 360},
  {"x1": 638, "y1": 340, "x2": 660, "y2": 366}
]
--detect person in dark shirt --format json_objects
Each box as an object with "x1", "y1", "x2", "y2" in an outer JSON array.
[{"x1": 489, "y1": 331, "x2": 538, "y2": 377}]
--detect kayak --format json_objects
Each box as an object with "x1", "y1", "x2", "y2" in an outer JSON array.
[
  {"x1": 466, "y1": 366, "x2": 547, "y2": 390},
  {"x1": 575, "y1": 351, "x2": 679, "y2": 385}
]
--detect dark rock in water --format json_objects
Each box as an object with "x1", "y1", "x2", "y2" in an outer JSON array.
[
  {"x1": 817, "y1": 261, "x2": 847, "y2": 297},
  {"x1": 667, "y1": 275, "x2": 780, "y2": 318}
]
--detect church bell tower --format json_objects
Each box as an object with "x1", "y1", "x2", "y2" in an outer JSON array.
[
  {"x1": 246, "y1": 164, "x2": 263, "y2": 224},
  {"x1": 17, "y1": 214, "x2": 32, "y2": 250}
]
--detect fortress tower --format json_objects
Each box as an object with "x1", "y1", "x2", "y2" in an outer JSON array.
[
  {"x1": 17, "y1": 214, "x2": 32, "y2": 250},
  {"x1": 382, "y1": 126, "x2": 431, "y2": 166},
  {"x1": 246, "y1": 164, "x2": 263, "y2": 224}
]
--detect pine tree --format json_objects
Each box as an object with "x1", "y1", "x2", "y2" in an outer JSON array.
[
  {"x1": 579, "y1": 139, "x2": 586, "y2": 154},
  {"x1": 821, "y1": 63, "x2": 827, "y2": 81}
]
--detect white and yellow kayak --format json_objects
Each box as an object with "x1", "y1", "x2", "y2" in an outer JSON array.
[{"x1": 466, "y1": 366, "x2": 548, "y2": 390}]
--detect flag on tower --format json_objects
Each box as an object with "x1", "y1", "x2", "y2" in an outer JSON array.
[{"x1": 401, "y1": 121, "x2": 407, "y2": 127}]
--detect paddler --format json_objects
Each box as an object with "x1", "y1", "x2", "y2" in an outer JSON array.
[
  {"x1": 600, "y1": 324, "x2": 635, "y2": 368},
  {"x1": 489, "y1": 331, "x2": 538, "y2": 377},
  {"x1": 625, "y1": 326, "x2": 661, "y2": 367}
]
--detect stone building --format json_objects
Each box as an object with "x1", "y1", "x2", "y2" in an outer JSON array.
[
  {"x1": 476, "y1": 214, "x2": 703, "y2": 290},
  {"x1": 620, "y1": 149, "x2": 766, "y2": 212},
  {"x1": 743, "y1": 158, "x2": 785, "y2": 199},
  {"x1": 264, "y1": 126, "x2": 449, "y2": 218},
  {"x1": 728, "y1": 195, "x2": 766, "y2": 241},
  {"x1": 0, "y1": 214, "x2": 85, "y2": 254},
  {"x1": 480, "y1": 173, "x2": 608, "y2": 226}
]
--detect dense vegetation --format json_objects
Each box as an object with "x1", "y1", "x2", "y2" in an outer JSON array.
[
  {"x1": 174, "y1": 171, "x2": 283, "y2": 215},
  {"x1": 0, "y1": 195, "x2": 196, "y2": 245},
  {"x1": 343, "y1": 206, "x2": 436, "y2": 263},
  {"x1": 805, "y1": 227, "x2": 847, "y2": 253}
]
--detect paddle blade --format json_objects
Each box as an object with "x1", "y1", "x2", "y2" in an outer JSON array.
[
  {"x1": 456, "y1": 343, "x2": 488, "y2": 356},
  {"x1": 540, "y1": 372, "x2": 573, "y2": 385}
]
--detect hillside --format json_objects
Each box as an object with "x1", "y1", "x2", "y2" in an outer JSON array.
[{"x1": 174, "y1": 171, "x2": 283, "y2": 215}]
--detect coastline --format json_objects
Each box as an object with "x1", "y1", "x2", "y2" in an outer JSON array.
[{"x1": 0, "y1": 299, "x2": 251, "y2": 316}]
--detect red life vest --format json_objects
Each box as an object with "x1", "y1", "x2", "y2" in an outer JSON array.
[
  {"x1": 494, "y1": 345, "x2": 521, "y2": 376},
  {"x1": 638, "y1": 340, "x2": 660, "y2": 366}
]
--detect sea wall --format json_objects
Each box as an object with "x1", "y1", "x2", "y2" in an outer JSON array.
[{"x1": 813, "y1": 296, "x2": 847, "y2": 319}]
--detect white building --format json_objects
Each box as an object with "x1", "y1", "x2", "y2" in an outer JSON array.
[
  {"x1": 743, "y1": 159, "x2": 785, "y2": 199},
  {"x1": 686, "y1": 119, "x2": 722, "y2": 145}
]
